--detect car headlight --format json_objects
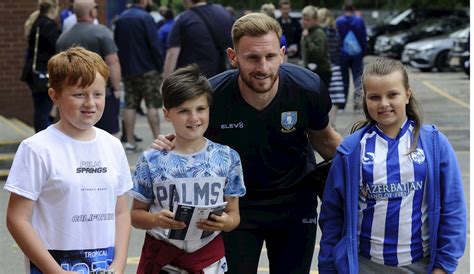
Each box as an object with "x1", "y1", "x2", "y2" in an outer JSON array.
[
  {"x1": 392, "y1": 36, "x2": 408, "y2": 45},
  {"x1": 367, "y1": 28, "x2": 375, "y2": 37},
  {"x1": 419, "y1": 44, "x2": 435, "y2": 51}
]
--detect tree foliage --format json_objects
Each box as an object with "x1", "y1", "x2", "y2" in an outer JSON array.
[{"x1": 197, "y1": 0, "x2": 468, "y2": 11}]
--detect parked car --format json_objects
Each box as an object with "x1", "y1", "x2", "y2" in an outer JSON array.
[
  {"x1": 366, "y1": 8, "x2": 468, "y2": 54},
  {"x1": 402, "y1": 27, "x2": 469, "y2": 72},
  {"x1": 374, "y1": 16, "x2": 468, "y2": 59},
  {"x1": 448, "y1": 27, "x2": 470, "y2": 75}
]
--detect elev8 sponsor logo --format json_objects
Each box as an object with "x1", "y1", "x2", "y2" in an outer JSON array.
[
  {"x1": 77, "y1": 161, "x2": 107, "y2": 174},
  {"x1": 220, "y1": 122, "x2": 244, "y2": 129}
]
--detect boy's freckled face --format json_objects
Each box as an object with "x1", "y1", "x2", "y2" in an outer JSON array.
[
  {"x1": 164, "y1": 94, "x2": 210, "y2": 143},
  {"x1": 51, "y1": 72, "x2": 106, "y2": 132}
]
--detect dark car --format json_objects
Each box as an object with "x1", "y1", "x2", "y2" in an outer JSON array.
[
  {"x1": 374, "y1": 16, "x2": 468, "y2": 59},
  {"x1": 366, "y1": 8, "x2": 467, "y2": 54}
]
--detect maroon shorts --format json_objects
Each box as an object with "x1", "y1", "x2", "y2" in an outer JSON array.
[{"x1": 137, "y1": 233, "x2": 225, "y2": 274}]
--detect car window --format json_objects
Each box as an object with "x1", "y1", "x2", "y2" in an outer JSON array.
[{"x1": 389, "y1": 9, "x2": 412, "y2": 25}]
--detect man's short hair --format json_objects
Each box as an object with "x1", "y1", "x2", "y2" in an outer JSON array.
[
  {"x1": 48, "y1": 46, "x2": 109, "y2": 93},
  {"x1": 231, "y1": 13, "x2": 282, "y2": 49},
  {"x1": 278, "y1": 0, "x2": 291, "y2": 7},
  {"x1": 343, "y1": 4, "x2": 355, "y2": 12},
  {"x1": 161, "y1": 64, "x2": 212, "y2": 109}
]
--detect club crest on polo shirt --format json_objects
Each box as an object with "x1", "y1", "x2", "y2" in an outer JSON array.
[
  {"x1": 281, "y1": 111, "x2": 297, "y2": 133},
  {"x1": 410, "y1": 148, "x2": 426, "y2": 164}
]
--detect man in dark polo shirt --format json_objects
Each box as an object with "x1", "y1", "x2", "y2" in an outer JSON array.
[{"x1": 154, "y1": 13, "x2": 341, "y2": 274}]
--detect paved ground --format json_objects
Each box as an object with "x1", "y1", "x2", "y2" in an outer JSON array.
[{"x1": 0, "y1": 58, "x2": 470, "y2": 273}]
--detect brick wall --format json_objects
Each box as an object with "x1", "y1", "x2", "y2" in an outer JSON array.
[{"x1": 0, "y1": 0, "x2": 107, "y2": 125}]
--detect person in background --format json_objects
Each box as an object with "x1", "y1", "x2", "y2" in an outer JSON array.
[
  {"x1": 61, "y1": 0, "x2": 99, "y2": 33},
  {"x1": 59, "y1": 0, "x2": 74, "y2": 27},
  {"x1": 130, "y1": 64, "x2": 245, "y2": 273},
  {"x1": 155, "y1": 5, "x2": 168, "y2": 30},
  {"x1": 153, "y1": 13, "x2": 341, "y2": 274},
  {"x1": 225, "y1": 5, "x2": 236, "y2": 20},
  {"x1": 318, "y1": 7, "x2": 344, "y2": 128},
  {"x1": 157, "y1": 8, "x2": 174, "y2": 56},
  {"x1": 336, "y1": 3, "x2": 367, "y2": 111},
  {"x1": 21, "y1": 0, "x2": 60, "y2": 132},
  {"x1": 114, "y1": 0, "x2": 164, "y2": 152},
  {"x1": 163, "y1": 0, "x2": 234, "y2": 78},
  {"x1": 300, "y1": 6, "x2": 332, "y2": 90},
  {"x1": 5, "y1": 46, "x2": 132, "y2": 274},
  {"x1": 318, "y1": 57, "x2": 466, "y2": 274},
  {"x1": 260, "y1": 3, "x2": 288, "y2": 63},
  {"x1": 57, "y1": 0, "x2": 122, "y2": 138},
  {"x1": 276, "y1": 0, "x2": 302, "y2": 58}
]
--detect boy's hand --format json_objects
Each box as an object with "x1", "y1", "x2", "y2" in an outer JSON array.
[
  {"x1": 196, "y1": 212, "x2": 233, "y2": 232},
  {"x1": 151, "y1": 134, "x2": 176, "y2": 151},
  {"x1": 432, "y1": 268, "x2": 446, "y2": 274},
  {"x1": 154, "y1": 210, "x2": 186, "y2": 230}
]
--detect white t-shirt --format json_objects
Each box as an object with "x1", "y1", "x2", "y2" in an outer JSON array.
[{"x1": 4, "y1": 125, "x2": 132, "y2": 273}]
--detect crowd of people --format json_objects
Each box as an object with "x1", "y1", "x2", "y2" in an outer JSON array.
[{"x1": 5, "y1": 0, "x2": 467, "y2": 273}]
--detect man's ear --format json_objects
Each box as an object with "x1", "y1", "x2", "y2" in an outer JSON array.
[
  {"x1": 227, "y1": 47, "x2": 237, "y2": 68},
  {"x1": 280, "y1": 46, "x2": 285, "y2": 63}
]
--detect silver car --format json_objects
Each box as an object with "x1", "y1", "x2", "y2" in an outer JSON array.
[{"x1": 402, "y1": 27, "x2": 469, "y2": 72}]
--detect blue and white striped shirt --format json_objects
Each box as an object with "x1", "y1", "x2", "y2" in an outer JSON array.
[{"x1": 357, "y1": 120, "x2": 429, "y2": 266}]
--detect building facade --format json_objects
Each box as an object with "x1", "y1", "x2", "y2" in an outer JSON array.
[{"x1": 0, "y1": 0, "x2": 108, "y2": 125}]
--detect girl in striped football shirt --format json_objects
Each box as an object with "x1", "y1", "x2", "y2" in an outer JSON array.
[{"x1": 318, "y1": 57, "x2": 466, "y2": 274}]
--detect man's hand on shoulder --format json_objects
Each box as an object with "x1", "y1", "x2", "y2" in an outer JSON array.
[{"x1": 151, "y1": 134, "x2": 176, "y2": 151}]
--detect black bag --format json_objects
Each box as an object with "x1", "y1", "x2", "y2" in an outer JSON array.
[
  {"x1": 32, "y1": 71, "x2": 49, "y2": 93},
  {"x1": 306, "y1": 159, "x2": 333, "y2": 201},
  {"x1": 31, "y1": 26, "x2": 49, "y2": 93}
]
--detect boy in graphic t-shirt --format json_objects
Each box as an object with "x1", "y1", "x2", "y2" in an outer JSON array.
[
  {"x1": 129, "y1": 64, "x2": 246, "y2": 274},
  {"x1": 4, "y1": 47, "x2": 132, "y2": 274}
]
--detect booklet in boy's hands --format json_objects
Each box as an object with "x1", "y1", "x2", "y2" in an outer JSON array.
[{"x1": 167, "y1": 201, "x2": 228, "y2": 241}]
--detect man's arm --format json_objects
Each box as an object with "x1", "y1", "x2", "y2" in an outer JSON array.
[
  {"x1": 105, "y1": 53, "x2": 121, "y2": 98},
  {"x1": 162, "y1": 47, "x2": 180, "y2": 79},
  {"x1": 307, "y1": 124, "x2": 341, "y2": 160}
]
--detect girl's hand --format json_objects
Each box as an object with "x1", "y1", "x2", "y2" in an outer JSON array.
[
  {"x1": 432, "y1": 268, "x2": 446, "y2": 274},
  {"x1": 154, "y1": 210, "x2": 186, "y2": 230},
  {"x1": 151, "y1": 134, "x2": 175, "y2": 151}
]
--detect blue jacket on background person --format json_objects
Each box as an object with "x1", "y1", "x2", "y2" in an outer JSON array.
[{"x1": 318, "y1": 124, "x2": 466, "y2": 274}]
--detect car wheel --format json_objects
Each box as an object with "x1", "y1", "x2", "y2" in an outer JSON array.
[
  {"x1": 420, "y1": 68, "x2": 432, "y2": 72},
  {"x1": 435, "y1": 50, "x2": 450, "y2": 72}
]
